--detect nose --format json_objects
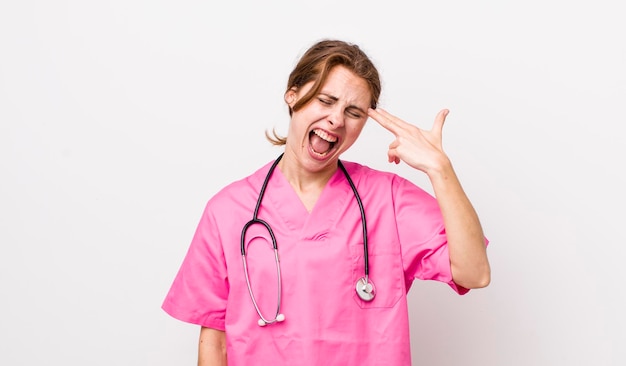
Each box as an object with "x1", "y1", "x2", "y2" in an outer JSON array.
[{"x1": 328, "y1": 106, "x2": 345, "y2": 128}]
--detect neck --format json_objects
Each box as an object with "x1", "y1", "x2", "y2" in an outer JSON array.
[{"x1": 277, "y1": 153, "x2": 338, "y2": 211}]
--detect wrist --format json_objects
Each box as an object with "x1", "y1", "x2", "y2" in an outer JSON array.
[{"x1": 425, "y1": 155, "x2": 453, "y2": 180}]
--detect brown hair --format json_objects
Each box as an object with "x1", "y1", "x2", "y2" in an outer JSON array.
[{"x1": 266, "y1": 39, "x2": 381, "y2": 145}]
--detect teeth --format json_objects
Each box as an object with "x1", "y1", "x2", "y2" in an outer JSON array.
[{"x1": 313, "y1": 129, "x2": 337, "y2": 143}]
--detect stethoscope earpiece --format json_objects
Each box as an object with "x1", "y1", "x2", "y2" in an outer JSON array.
[{"x1": 257, "y1": 313, "x2": 285, "y2": 327}]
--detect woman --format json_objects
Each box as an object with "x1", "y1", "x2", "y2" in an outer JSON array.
[{"x1": 163, "y1": 39, "x2": 490, "y2": 365}]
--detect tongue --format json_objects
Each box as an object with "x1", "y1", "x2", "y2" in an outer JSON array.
[{"x1": 310, "y1": 133, "x2": 331, "y2": 154}]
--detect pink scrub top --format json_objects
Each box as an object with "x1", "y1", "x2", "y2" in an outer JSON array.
[{"x1": 163, "y1": 159, "x2": 471, "y2": 365}]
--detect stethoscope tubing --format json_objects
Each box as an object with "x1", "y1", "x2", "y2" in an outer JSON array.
[
  {"x1": 337, "y1": 159, "x2": 370, "y2": 281},
  {"x1": 240, "y1": 155, "x2": 284, "y2": 325},
  {"x1": 240, "y1": 153, "x2": 374, "y2": 326}
]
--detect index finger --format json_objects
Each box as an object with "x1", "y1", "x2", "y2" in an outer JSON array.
[{"x1": 367, "y1": 108, "x2": 408, "y2": 136}]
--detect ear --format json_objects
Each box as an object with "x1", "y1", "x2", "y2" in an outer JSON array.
[{"x1": 284, "y1": 88, "x2": 297, "y2": 107}]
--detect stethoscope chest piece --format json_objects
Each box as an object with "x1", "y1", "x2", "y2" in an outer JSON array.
[{"x1": 356, "y1": 277, "x2": 376, "y2": 302}]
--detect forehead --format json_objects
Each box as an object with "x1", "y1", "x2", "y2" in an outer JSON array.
[{"x1": 319, "y1": 66, "x2": 371, "y2": 106}]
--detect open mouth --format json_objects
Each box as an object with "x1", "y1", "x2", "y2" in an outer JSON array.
[{"x1": 309, "y1": 128, "x2": 337, "y2": 157}]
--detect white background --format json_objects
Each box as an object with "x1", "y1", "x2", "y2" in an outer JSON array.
[{"x1": 1, "y1": 1, "x2": 624, "y2": 365}]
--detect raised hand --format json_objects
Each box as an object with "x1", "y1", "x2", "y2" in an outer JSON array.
[{"x1": 367, "y1": 108, "x2": 451, "y2": 175}]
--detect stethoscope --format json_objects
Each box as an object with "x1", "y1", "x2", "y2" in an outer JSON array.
[{"x1": 241, "y1": 153, "x2": 376, "y2": 327}]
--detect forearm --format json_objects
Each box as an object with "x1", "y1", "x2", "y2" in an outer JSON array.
[
  {"x1": 198, "y1": 327, "x2": 227, "y2": 366},
  {"x1": 428, "y1": 158, "x2": 490, "y2": 289}
]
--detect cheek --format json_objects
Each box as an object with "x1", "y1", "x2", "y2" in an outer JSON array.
[{"x1": 347, "y1": 120, "x2": 367, "y2": 137}]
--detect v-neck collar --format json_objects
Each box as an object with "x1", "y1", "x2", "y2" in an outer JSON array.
[{"x1": 264, "y1": 163, "x2": 354, "y2": 241}]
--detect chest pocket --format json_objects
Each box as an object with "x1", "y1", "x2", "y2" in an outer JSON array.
[{"x1": 350, "y1": 242, "x2": 404, "y2": 309}]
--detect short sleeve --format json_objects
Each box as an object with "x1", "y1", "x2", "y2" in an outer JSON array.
[
  {"x1": 393, "y1": 176, "x2": 470, "y2": 295},
  {"x1": 162, "y1": 201, "x2": 229, "y2": 330}
]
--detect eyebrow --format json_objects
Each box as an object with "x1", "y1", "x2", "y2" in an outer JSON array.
[{"x1": 319, "y1": 93, "x2": 367, "y2": 115}]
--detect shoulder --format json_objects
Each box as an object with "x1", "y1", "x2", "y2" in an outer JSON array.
[
  {"x1": 340, "y1": 160, "x2": 398, "y2": 183},
  {"x1": 340, "y1": 160, "x2": 407, "y2": 190},
  {"x1": 340, "y1": 160, "x2": 435, "y2": 201},
  {"x1": 204, "y1": 160, "x2": 276, "y2": 214}
]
